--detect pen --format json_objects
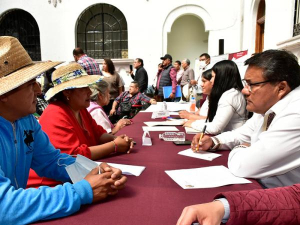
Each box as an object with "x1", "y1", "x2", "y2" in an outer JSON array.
[{"x1": 196, "y1": 118, "x2": 208, "y2": 152}]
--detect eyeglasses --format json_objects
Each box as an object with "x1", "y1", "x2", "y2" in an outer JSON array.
[{"x1": 242, "y1": 79, "x2": 273, "y2": 92}]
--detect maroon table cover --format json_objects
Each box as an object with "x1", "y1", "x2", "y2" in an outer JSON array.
[{"x1": 35, "y1": 112, "x2": 262, "y2": 225}]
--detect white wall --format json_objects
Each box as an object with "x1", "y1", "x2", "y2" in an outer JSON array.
[
  {"x1": 243, "y1": 0, "x2": 295, "y2": 53},
  {"x1": 0, "y1": 0, "x2": 246, "y2": 84}
]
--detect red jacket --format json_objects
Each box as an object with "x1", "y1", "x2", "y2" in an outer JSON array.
[
  {"x1": 27, "y1": 101, "x2": 106, "y2": 187},
  {"x1": 215, "y1": 184, "x2": 300, "y2": 225}
]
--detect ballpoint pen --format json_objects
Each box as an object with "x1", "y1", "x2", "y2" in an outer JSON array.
[{"x1": 195, "y1": 118, "x2": 208, "y2": 152}]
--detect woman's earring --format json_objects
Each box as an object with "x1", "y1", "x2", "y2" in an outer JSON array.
[{"x1": 67, "y1": 96, "x2": 70, "y2": 101}]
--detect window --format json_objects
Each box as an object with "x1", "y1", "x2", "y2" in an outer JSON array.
[
  {"x1": 294, "y1": 0, "x2": 300, "y2": 36},
  {"x1": 76, "y1": 4, "x2": 128, "y2": 59},
  {"x1": 0, "y1": 9, "x2": 41, "y2": 61}
]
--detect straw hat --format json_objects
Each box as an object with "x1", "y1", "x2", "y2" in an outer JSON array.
[
  {"x1": 45, "y1": 63, "x2": 102, "y2": 100},
  {"x1": 0, "y1": 36, "x2": 63, "y2": 96}
]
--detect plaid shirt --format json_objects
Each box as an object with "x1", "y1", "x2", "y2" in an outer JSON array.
[
  {"x1": 77, "y1": 54, "x2": 102, "y2": 75},
  {"x1": 115, "y1": 91, "x2": 151, "y2": 115}
]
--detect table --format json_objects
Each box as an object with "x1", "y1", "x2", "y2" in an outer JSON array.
[{"x1": 37, "y1": 112, "x2": 262, "y2": 225}]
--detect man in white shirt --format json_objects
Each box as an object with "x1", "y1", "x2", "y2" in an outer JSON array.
[
  {"x1": 192, "y1": 49, "x2": 300, "y2": 188},
  {"x1": 191, "y1": 53, "x2": 212, "y2": 107}
]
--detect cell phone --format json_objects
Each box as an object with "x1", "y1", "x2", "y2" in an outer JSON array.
[
  {"x1": 173, "y1": 140, "x2": 192, "y2": 145},
  {"x1": 130, "y1": 65, "x2": 133, "y2": 71}
]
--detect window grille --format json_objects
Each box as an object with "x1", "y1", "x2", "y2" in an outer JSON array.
[
  {"x1": 294, "y1": 0, "x2": 300, "y2": 36},
  {"x1": 0, "y1": 9, "x2": 41, "y2": 61},
  {"x1": 76, "y1": 4, "x2": 128, "y2": 59}
]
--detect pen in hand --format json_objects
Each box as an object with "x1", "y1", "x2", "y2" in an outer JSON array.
[{"x1": 195, "y1": 118, "x2": 208, "y2": 152}]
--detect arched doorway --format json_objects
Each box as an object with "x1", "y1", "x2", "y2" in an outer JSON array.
[
  {"x1": 167, "y1": 15, "x2": 208, "y2": 70},
  {"x1": 76, "y1": 4, "x2": 128, "y2": 59},
  {"x1": 255, "y1": 0, "x2": 265, "y2": 53},
  {"x1": 0, "y1": 9, "x2": 41, "y2": 61}
]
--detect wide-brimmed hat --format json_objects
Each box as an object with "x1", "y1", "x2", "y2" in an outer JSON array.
[
  {"x1": 0, "y1": 36, "x2": 63, "y2": 96},
  {"x1": 160, "y1": 54, "x2": 172, "y2": 61},
  {"x1": 45, "y1": 63, "x2": 102, "y2": 100}
]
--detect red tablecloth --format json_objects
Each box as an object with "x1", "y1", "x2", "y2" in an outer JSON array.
[{"x1": 36, "y1": 112, "x2": 262, "y2": 225}]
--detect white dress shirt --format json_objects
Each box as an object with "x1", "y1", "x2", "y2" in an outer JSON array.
[
  {"x1": 191, "y1": 88, "x2": 247, "y2": 134},
  {"x1": 198, "y1": 98, "x2": 208, "y2": 116},
  {"x1": 216, "y1": 86, "x2": 300, "y2": 188}
]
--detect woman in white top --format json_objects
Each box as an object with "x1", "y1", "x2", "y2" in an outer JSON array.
[
  {"x1": 184, "y1": 60, "x2": 247, "y2": 134},
  {"x1": 179, "y1": 69, "x2": 212, "y2": 120},
  {"x1": 88, "y1": 80, "x2": 132, "y2": 134}
]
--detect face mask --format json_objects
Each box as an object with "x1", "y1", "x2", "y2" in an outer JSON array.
[
  {"x1": 65, "y1": 154, "x2": 99, "y2": 184},
  {"x1": 199, "y1": 61, "x2": 207, "y2": 69}
]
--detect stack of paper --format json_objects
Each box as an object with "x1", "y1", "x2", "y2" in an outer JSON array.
[
  {"x1": 178, "y1": 149, "x2": 221, "y2": 161},
  {"x1": 165, "y1": 165, "x2": 251, "y2": 189},
  {"x1": 185, "y1": 127, "x2": 200, "y2": 134},
  {"x1": 96, "y1": 162, "x2": 146, "y2": 176},
  {"x1": 142, "y1": 126, "x2": 179, "y2": 132},
  {"x1": 144, "y1": 120, "x2": 186, "y2": 127}
]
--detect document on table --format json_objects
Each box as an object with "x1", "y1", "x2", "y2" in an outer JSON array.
[
  {"x1": 185, "y1": 127, "x2": 200, "y2": 134},
  {"x1": 145, "y1": 102, "x2": 190, "y2": 112},
  {"x1": 96, "y1": 162, "x2": 145, "y2": 176},
  {"x1": 165, "y1": 165, "x2": 251, "y2": 189},
  {"x1": 142, "y1": 126, "x2": 179, "y2": 131},
  {"x1": 178, "y1": 149, "x2": 221, "y2": 161},
  {"x1": 144, "y1": 120, "x2": 186, "y2": 127}
]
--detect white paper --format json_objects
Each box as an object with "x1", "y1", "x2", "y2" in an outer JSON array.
[
  {"x1": 144, "y1": 120, "x2": 186, "y2": 127},
  {"x1": 178, "y1": 149, "x2": 221, "y2": 161},
  {"x1": 96, "y1": 162, "x2": 146, "y2": 176},
  {"x1": 142, "y1": 126, "x2": 179, "y2": 131},
  {"x1": 145, "y1": 102, "x2": 191, "y2": 112},
  {"x1": 165, "y1": 165, "x2": 251, "y2": 189},
  {"x1": 185, "y1": 127, "x2": 200, "y2": 134}
]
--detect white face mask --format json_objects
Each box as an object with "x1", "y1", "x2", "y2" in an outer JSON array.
[
  {"x1": 65, "y1": 154, "x2": 99, "y2": 184},
  {"x1": 199, "y1": 61, "x2": 207, "y2": 69}
]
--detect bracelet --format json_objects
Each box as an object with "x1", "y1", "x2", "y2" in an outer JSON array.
[
  {"x1": 232, "y1": 145, "x2": 247, "y2": 150},
  {"x1": 112, "y1": 140, "x2": 118, "y2": 153}
]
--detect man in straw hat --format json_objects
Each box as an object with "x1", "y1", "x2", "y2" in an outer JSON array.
[{"x1": 0, "y1": 36, "x2": 127, "y2": 224}]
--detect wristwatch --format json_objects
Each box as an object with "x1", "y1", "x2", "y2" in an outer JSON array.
[{"x1": 210, "y1": 137, "x2": 221, "y2": 150}]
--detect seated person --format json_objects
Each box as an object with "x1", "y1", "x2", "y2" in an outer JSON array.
[
  {"x1": 179, "y1": 69, "x2": 212, "y2": 120},
  {"x1": 28, "y1": 63, "x2": 134, "y2": 188},
  {"x1": 0, "y1": 36, "x2": 126, "y2": 224},
  {"x1": 177, "y1": 183, "x2": 300, "y2": 225},
  {"x1": 88, "y1": 80, "x2": 132, "y2": 134},
  {"x1": 109, "y1": 81, "x2": 157, "y2": 121},
  {"x1": 184, "y1": 61, "x2": 247, "y2": 134},
  {"x1": 192, "y1": 50, "x2": 300, "y2": 188}
]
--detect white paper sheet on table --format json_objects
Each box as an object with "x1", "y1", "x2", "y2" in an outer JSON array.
[
  {"x1": 96, "y1": 162, "x2": 145, "y2": 176},
  {"x1": 142, "y1": 126, "x2": 179, "y2": 131},
  {"x1": 144, "y1": 120, "x2": 186, "y2": 127},
  {"x1": 145, "y1": 102, "x2": 191, "y2": 112},
  {"x1": 178, "y1": 149, "x2": 221, "y2": 161},
  {"x1": 165, "y1": 165, "x2": 251, "y2": 189},
  {"x1": 184, "y1": 127, "x2": 200, "y2": 134}
]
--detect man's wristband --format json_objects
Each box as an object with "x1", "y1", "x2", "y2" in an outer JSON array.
[{"x1": 210, "y1": 137, "x2": 221, "y2": 150}]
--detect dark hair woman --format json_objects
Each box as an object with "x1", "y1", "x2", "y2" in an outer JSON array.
[
  {"x1": 102, "y1": 58, "x2": 125, "y2": 114},
  {"x1": 186, "y1": 60, "x2": 247, "y2": 134}
]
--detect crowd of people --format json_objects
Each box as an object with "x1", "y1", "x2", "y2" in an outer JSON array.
[{"x1": 1, "y1": 35, "x2": 300, "y2": 224}]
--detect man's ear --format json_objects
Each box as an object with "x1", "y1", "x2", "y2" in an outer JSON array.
[
  {"x1": 277, "y1": 81, "x2": 291, "y2": 99},
  {"x1": 62, "y1": 90, "x2": 72, "y2": 98}
]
